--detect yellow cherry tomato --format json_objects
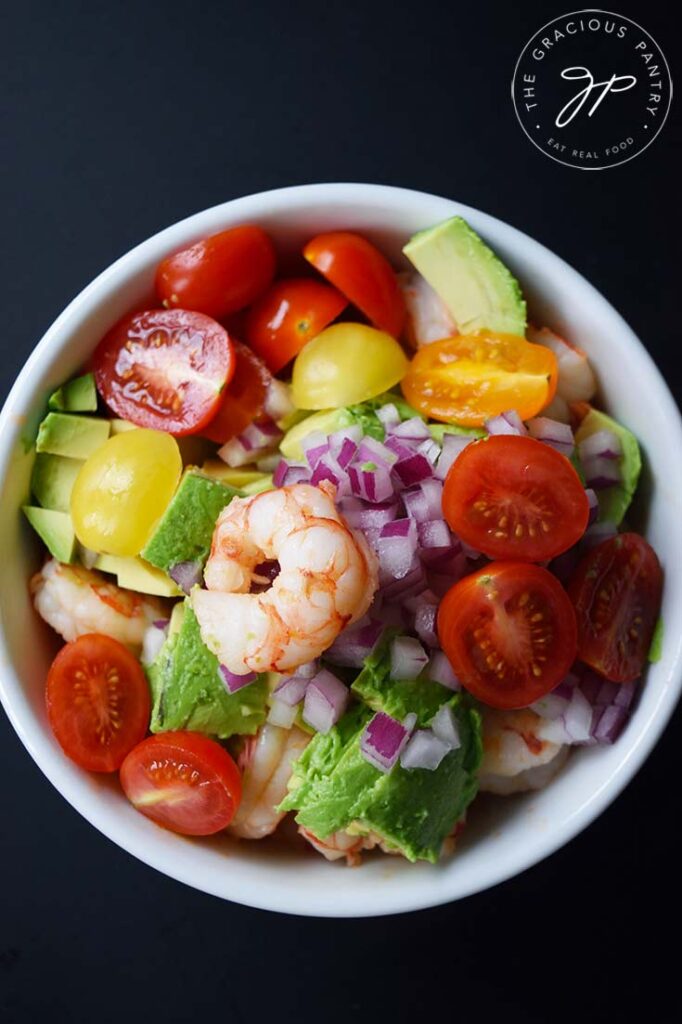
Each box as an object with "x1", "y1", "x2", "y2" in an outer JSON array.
[
  {"x1": 71, "y1": 429, "x2": 181, "y2": 556},
  {"x1": 401, "y1": 330, "x2": 558, "y2": 426},
  {"x1": 291, "y1": 323, "x2": 408, "y2": 410}
]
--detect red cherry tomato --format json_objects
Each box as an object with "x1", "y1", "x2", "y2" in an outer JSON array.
[
  {"x1": 155, "y1": 225, "x2": 276, "y2": 319},
  {"x1": 120, "y1": 731, "x2": 242, "y2": 836},
  {"x1": 46, "y1": 634, "x2": 150, "y2": 772},
  {"x1": 201, "y1": 339, "x2": 271, "y2": 443},
  {"x1": 438, "y1": 563, "x2": 578, "y2": 709},
  {"x1": 443, "y1": 435, "x2": 589, "y2": 562},
  {"x1": 93, "y1": 309, "x2": 234, "y2": 436},
  {"x1": 567, "y1": 533, "x2": 663, "y2": 682},
  {"x1": 303, "y1": 231, "x2": 406, "y2": 338},
  {"x1": 244, "y1": 278, "x2": 347, "y2": 373}
]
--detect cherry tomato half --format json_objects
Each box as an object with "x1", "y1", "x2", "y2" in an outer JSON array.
[
  {"x1": 46, "y1": 634, "x2": 150, "y2": 772},
  {"x1": 438, "y1": 563, "x2": 578, "y2": 709},
  {"x1": 201, "y1": 339, "x2": 271, "y2": 443},
  {"x1": 567, "y1": 533, "x2": 663, "y2": 682},
  {"x1": 304, "y1": 231, "x2": 406, "y2": 338},
  {"x1": 155, "y1": 225, "x2": 276, "y2": 319},
  {"x1": 93, "y1": 309, "x2": 234, "y2": 436},
  {"x1": 120, "y1": 731, "x2": 242, "y2": 836},
  {"x1": 401, "y1": 331, "x2": 558, "y2": 426},
  {"x1": 443, "y1": 435, "x2": 589, "y2": 562},
  {"x1": 244, "y1": 278, "x2": 347, "y2": 373}
]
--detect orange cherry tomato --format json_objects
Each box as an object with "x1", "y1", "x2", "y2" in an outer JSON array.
[
  {"x1": 46, "y1": 634, "x2": 150, "y2": 772},
  {"x1": 401, "y1": 330, "x2": 558, "y2": 426},
  {"x1": 120, "y1": 731, "x2": 242, "y2": 836},
  {"x1": 244, "y1": 278, "x2": 347, "y2": 373},
  {"x1": 438, "y1": 563, "x2": 578, "y2": 709},
  {"x1": 201, "y1": 339, "x2": 271, "y2": 443},
  {"x1": 303, "y1": 231, "x2": 406, "y2": 338},
  {"x1": 155, "y1": 225, "x2": 276, "y2": 320},
  {"x1": 442, "y1": 435, "x2": 589, "y2": 562}
]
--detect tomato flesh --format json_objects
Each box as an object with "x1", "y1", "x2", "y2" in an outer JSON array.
[
  {"x1": 93, "y1": 309, "x2": 234, "y2": 436},
  {"x1": 245, "y1": 277, "x2": 347, "y2": 373},
  {"x1": 438, "y1": 563, "x2": 578, "y2": 709},
  {"x1": 401, "y1": 331, "x2": 558, "y2": 426},
  {"x1": 46, "y1": 634, "x2": 150, "y2": 772},
  {"x1": 201, "y1": 339, "x2": 272, "y2": 443},
  {"x1": 120, "y1": 731, "x2": 242, "y2": 836},
  {"x1": 567, "y1": 533, "x2": 663, "y2": 682},
  {"x1": 443, "y1": 435, "x2": 589, "y2": 562},
  {"x1": 155, "y1": 225, "x2": 276, "y2": 320},
  {"x1": 304, "y1": 231, "x2": 406, "y2": 338}
]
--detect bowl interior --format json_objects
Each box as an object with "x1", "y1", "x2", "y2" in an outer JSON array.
[{"x1": 1, "y1": 183, "x2": 681, "y2": 916}]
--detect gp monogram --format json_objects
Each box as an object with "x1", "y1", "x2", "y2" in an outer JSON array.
[{"x1": 511, "y1": 10, "x2": 672, "y2": 169}]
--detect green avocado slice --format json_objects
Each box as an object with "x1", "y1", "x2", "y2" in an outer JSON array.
[
  {"x1": 48, "y1": 373, "x2": 98, "y2": 413},
  {"x1": 576, "y1": 409, "x2": 641, "y2": 525},
  {"x1": 148, "y1": 602, "x2": 267, "y2": 739}
]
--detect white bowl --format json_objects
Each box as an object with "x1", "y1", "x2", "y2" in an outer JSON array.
[{"x1": 1, "y1": 183, "x2": 681, "y2": 917}]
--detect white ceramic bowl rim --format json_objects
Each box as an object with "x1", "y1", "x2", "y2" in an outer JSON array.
[{"x1": 1, "y1": 183, "x2": 681, "y2": 917}]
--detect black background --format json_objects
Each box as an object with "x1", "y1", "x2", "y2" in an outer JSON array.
[{"x1": 1, "y1": 2, "x2": 679, "y2": 1022}]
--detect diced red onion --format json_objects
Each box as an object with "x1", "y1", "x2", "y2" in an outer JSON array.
[
  {"x1": 430, "y1": 705, "x2": 461, "y2": 749},
  {"x1": 169, "y1": 560, "x2": 203, "y2": 594},
  {"x1": 377, "y1": 521, "x2": 418, "y2": 579},
  {"x1": 220, "y1": 665, "x2": 258, "y2": 694},
  {"x1": 264, "y1": 379, "x2": 295, "y2": 423},
  {"x1": 340, "y1": 500, "x2": 398, "y2": 531},
  {"x1": 400, "y1": 729, "x2": 449, "y2": 771},
  {"x1": 582, "y1": 521, "x2": 618, "y2": 549},
  {"x1": 153, "y1": 618, "x2": 170, "y2": 630},
  {"x1": 384, "y1": 434, "x2": 418, "y2": 460},
  {"x1": 417, "y1": 519, "x2": 451, "y2": 549},
  {"x1": 377, "y1": 403, "x2": 400, "y2": 430},
  {"x1": 409, "y1": 593, "x2": 439, "y2": 647},
  {"x1": 389, "y1": 417, "x2": 431, "y2": 442},
  {"x1": 267, "y1": 699, "x2": 298, "y2": 728},
  {"x1": 273, "y1": 458, "x2": 289, "y2": 487},
  {"x1": 302, "y1": 432, "x2": 329, "y2": 469},
  {"x1": 329, "y1": 428, "x2": 362, "y2": 468},
  {"x1": 302, "y1": 669, "x2": 349, "y2": 734},
  {"x1": 217, "y1": 436, "x2": 253, "y2": 468},
  {"x1": 417, "y1": 438, "x2": 441, "y2": 465},
  {"x1": 380, "y1": 563, "x2": 427, "y2": 602},
  {"x1": 585, "y1": 488, "x2": 598, "y2": 524},
  {"x1": 360, "y1": 711, "x2": 414, "y2": 773},
  {"x1": 348, "y1": 462, "x2": 394, "y2": 503},
  {"x1": 392, "y1": 452, "x2": 434, "y2": 487},
  {"x1": 427, "y1": 651, "x2": 461, "y2": 690},
  {"x1": 325, "y1": 619, "x2": 384, "y2": 668},
  {"x1": 485, "y1": 411, "x2": 527, "y2": 436},
  {"x1": 581, "y1": 454, "x2": 622, "y2": 489},
  {"x1": 390, "y1": 636, "x2": 429, "y2": 680},
  {"x1": 242, "y1": 418, "x2": 282, "y2": 449},
  {"x1": 310, "y1": 453, "x2": 349, "y2": 494},
  {"x1": 374, "y1": 601, "x2": 405, "y2": 627},
  {"x1": 527, "y1": 417, "x2": 574, "y2": 456},
  {"x1": 530, "y1": 691, "x2": 570, "y2": 720},
  {"x1": 280, "y1": 463, "x2": 311, "y2": 487},
  {"x1": 578, "y1": 429, "x2": 622, "y2": 461},
  {"x1": 273, "y1": 674, "x2": 310, "y2": 706},
  {"x1": 357, "y1": 436, "x2": 398, "y2": 467},
  {"x1": 435, "y1": 433, "x2": 473, "y2": 480},
  {"x1": 403, "y1": 479, "x2": 443, "y2": 522},
  {"x1": 142, "y1": 621, "x2": 169, "y2": 665}
]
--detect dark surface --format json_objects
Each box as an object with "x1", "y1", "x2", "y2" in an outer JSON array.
[{"x1": 1, "y1": 1, "x2": 679, "y2": 1021}]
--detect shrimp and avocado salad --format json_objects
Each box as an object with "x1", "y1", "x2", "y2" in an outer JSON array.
[{"x1": 23, "y1": 217, "x2": 663, "y2": 865}]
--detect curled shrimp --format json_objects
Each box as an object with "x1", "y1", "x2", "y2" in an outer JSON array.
[
  {"x1": 229, "y1": 723, "x2": 310, "y2": 840},
  {"x1": 30, "y1": 557, "x2": 166, "y2": 654},
  {"x1": 300, "y1": 816, "x2": 468, "y2": 866},
  {"x1": 192, "y1": 482, "x2": 378, "y2": 674},
  {"x1": 478, "y1": 707, "x2": 569, "y2": 795}
]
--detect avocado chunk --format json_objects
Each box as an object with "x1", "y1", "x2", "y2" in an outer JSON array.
[
  {"x1": 147, "y1": 602, "x2": 267, "y2": 738},
  {"x1": 22, "y1": 506, "x2": 77, "y2": 563},
  {"x1": 281, "y1": 635, "x2": 482, "y2": 863},
  {"x1": 403, "y1": 216, "x2": 527, "y2": 337},
  {"x1": 201, "y1": 461, "x2": 271, "y2": 490},
  {"x1": 142, "y1": 469, "x2": 239, "y2": 574},
  {"x1": 279, "y1": 393, "x2": 422, "y2": 459},
  {"x1": 109, "y1": 418, "x2": 137, "y2": 434},
  {"x1": 575, "y1": 409, "x2": 641, "y2": 525},
  {"x1": 94, "y1": 554, "x2": 182, "y2": 598},
  {"x1": 48, "y1": 373, "x2": 98, "y2": 413},
  {"x1": 31, "y1": 453, "x2": 83, "y2": 512},
  {"x1": 36, "y1": 412, "x2": 110, "y2": 459}
]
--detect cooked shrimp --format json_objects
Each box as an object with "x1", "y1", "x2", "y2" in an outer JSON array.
[
  {"x1": 528, "y1": 325, "x2": 597, "y2": 404},
  {"x1": 300, "y1": 816, "x2": 467, "y2": 865},
  {"x1": 478, "y1": 707, "x2": 568, "y2": 795},
  {"x1": 31, "y1": 557, "x2": 166, "y2": 654},
  {"x1": 229, "y1": 723, "x2": 310, "y2": 840},
  {"x1": 398, "y1": 271, "x2": 457, "y2": 349},
  {"x1": 193, "y1": 482, "x2": 378, "y2": 674}
]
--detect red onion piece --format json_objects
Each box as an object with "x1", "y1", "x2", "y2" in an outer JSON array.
[
  {"x1": 380, "y1": 563, "x2": 427, "y2": 602},
  {"x1": 281, "y1": 464, "x2": 311, "y2": 487},
  {"x1": 357, "y1": 436, "x2": 398, "y2": 467},
  {"x1": 169, "y1": 560, "x2": 203, "y2": 594},
  {"x1": 377, "y1": 403, "x2": 400, "y2": 430},
  {"x1": 400, "y1": 729, "x2": 449, "y2": 771},
  {"x1": 220, "y1": 665, "x2": 258, "y2": 694},
  {"x1": 273, "y1": 674, "x2": 310, "y2": 706},
  {"x1": 302, "y1": 432, "x2": 329, "y2": 469},
  {"x1": 485, "y1": 411, "x2": 526, "y2": 436},
  {"x1": 427, "y1": 651, "x2": 461, "y2": 690},
  {"x1": 310, "y1": 453, "x2": 349, "y2": 494},
  {"x1": 360, "y1": 711, "x2": 414, "y2": 772},
  {"x1": 392, "y1": 452, "x2": 434, "y2": 487},
  {"x1": 325, "y1": 619, "x2": 384, "y2": 668},
  {"x1": 267, "y1": 699, "x2": 298, "y2": 728},
  {"x1": 417, "y1": 438, "x2": 441, "y2": 465},
  {"x1": 435, "y1": 433, "x2": 473, "y2": 480},
  {"x1": 389, "y1": 417, "x2": 431, "y2": 442},
  {"x1": 417, "y1": 519, "x2": 451, "y2": 548},
  {"x1": 302, "y1": 669, "x2": 349, "y2": 734},
  {"x1": 341, "y1": 501, "x2": 398, "y2": 531},
  {"x1": 348, "y1": 462, "x2": 394, "y2": 503},
  {"x1": 582, "y1": 521, "x2": 618, "y2": 549},
  {"x1": 581, "y1": 454, "x2": 622, "y2": 489},
  {"x1": 376, "y1": 522, "x2": 419, "y2": 579},
  {"x1": 410, "y1": 593, "x2": 439, "y2": 647},
  {"x1": 390, "y1": 636, "x2": 429, "y2": 680},
  {"x1": 578, "y1": 429, "x2": 623, "y2": 461},
  {"x1": 527, "y1": 416, "x2": 574, "y2": 456},
  {"x1": 585, "y1": 488, "x2": 599, "y2": 524},
  {"x1": 430, "y1": 705, "x2": 461, "y2": 749}
]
